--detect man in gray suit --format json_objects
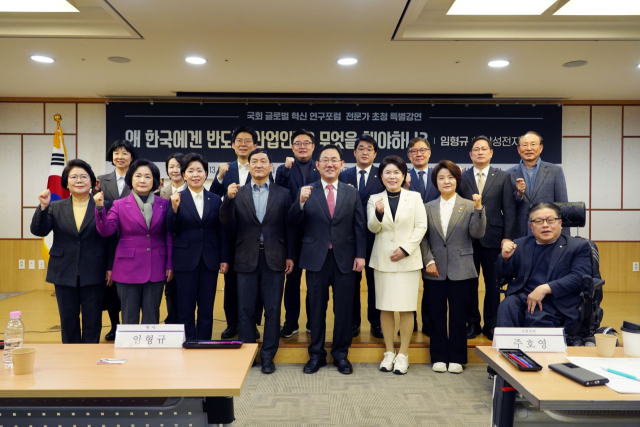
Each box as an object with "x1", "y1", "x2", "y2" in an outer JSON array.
[{"x1": 506, "y1": 131, "x2": 568, "y2": 238}]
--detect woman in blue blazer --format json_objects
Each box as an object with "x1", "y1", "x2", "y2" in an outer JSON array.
[{"x1": 166, "y1": 153, "x2": 229, "y2": 340}]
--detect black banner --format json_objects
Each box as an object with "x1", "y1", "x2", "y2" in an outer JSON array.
[{"x1": 106, "y1": 102, "x2": 562, "y2": 176}]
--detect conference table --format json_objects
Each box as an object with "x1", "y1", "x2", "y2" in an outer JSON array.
[
  {"x1": 476, "y1": 346, "x2": 640, "y2": 426},
  {"x1": 0, "y1": 343, "x2": 258, "y2": 427}
]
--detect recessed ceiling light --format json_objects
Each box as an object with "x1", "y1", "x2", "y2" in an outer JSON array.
[
  {"x1": 637, "y1": 63, "x2": 640, "y2": 68},
  {"x1": 563, "y1": 60, "x2": 588, "y2": 68},
  {"x1": 447, "y1": 0, "x2": 556, "y2": 15},
  {"x1": 185, "y1": 57, "x2": 207, "y2": 65},
  {"x1": 555, "y1": 0, "x2": 640, "y2": 16},
  {"x1": 0, "y1": 0, "x2": 79, "y2": 12},
  {"x1": 488, "y1": 60, "x2": 510, "y2": 68},
  {"x1": 31, "y1": 55, "x2": 55, "y2": 63},
  {"x1": 108, "y1": 56, "x2": 131, "y2": 63},
  {"x1": 337, "y1": 58, "x2": 358, "y2": 66}
]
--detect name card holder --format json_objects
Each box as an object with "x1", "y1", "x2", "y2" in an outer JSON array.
[
  {"x1": 492, "y1": 327, "x2": 567, "y2": 353},
  {"x1": 114, "y1": 324, "x2": 185, "y2": 348}
]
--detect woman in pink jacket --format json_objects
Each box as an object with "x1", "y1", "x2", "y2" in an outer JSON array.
[{"x1": 95, "y1": 159, "x2": 173, "y2": 325}]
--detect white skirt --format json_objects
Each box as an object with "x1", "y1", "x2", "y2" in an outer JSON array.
[{"x1": 374, "y1": 270, "x2": 420, "y2": 312}]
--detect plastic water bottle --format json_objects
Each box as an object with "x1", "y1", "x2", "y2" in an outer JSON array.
[{"x1": 3, "y1": 311, "x2": 24, "y2": 368}]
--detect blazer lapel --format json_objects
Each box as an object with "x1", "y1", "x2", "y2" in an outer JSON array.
[
  {"x1": 78, "y1": 198, "x2": 96, "y2": 235},
  {"x1": 481, "y1": 167, "x2": 499, "y2": 195},
  {"x1": 431, "y1": 198, "x2": 446, "y2": 242},
  {"x1": 347, "y1": 168, "x2": 358, "y2": 187},
  {"x1": 202, "y1": 190, "x2": 212, "y2": 222},
  {"x1": 463, "y1": 169, "x2": 479, "y2": 194},
  {"x1": 181, "y1": 190, "x2": 202, "y2": 223},
  {"x1": 530, "y1": 162, "x2": 549, "y2": 200},
  {"x1": 445, "y1": 197, "x2": 466, "y2": 240},
  {"x1": 393, "y1": 190, "x2": 411, "y2": 225},
  {"x1": 240, "y1": 185, "x2": 260, "y2": 223},
  {"x1": 309, "y1": 163, "x2": 321, "y2": 184},
  {"x1": 121, "y1": 184, "x2": 131, "y2": 199},
  {"x1": 123, "y1": 195, "x2": 148, "y2": 230},
  {"x1": 523, "y1": 237, "x2": 536, "y2": 281},
  {"x1": 149, "y1": 196, "x2": 165, "y2": 230},
  {"x1": 382, "y1": 191, "x2": 393, "y2": 225},
  {"x1": 264, "y1": 185, "x2": 277, "y2": 221},
  {"x1": 363, "y1": 166, "x2": 379, "y2": 199},
  {"x1": 61, "y1": 198, "x2": 79, "y2": 237},
  {"x1": 314, "y1": 181, "x2": 332, "y2": 220},
  {"x1": 291, "y1": 163, "x2": 303, "y2": 188},
  {"x1": 332, "y1": 181, "x2": 347, "y2": 218},
  {"x1": 104, "y1": 172, "x2": 119, "y2": 201},
  {"x1": 546, "y1": 235, "x2": 567, "y2": 280}
]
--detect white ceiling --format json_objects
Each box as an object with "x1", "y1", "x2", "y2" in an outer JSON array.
[{"x1": 0, "y1": 0, "x2": 639, "y2": 100}]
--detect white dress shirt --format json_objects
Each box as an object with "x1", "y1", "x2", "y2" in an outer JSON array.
[
  {"x1": 440, "y1": 193, "x2": 457, "y2": 236},
  {"x1": 357, "y1": 165, "x2": 373, "y2": 191},
  {"x1": 300, "y1": 179, "x2": 338, "y2": 209},
  {"x1": 189, "y1": 187, "x2": 204, "y2": 219},
  {"x1": 172, "y1": 182, "x2": 187, "y2": 194},
  {"x1": 473, "y1": 165, "x2": 490, "y2": 191},
  {"x1": 115, "y1": 171, "x2": 126, "y2": 196},
  {"x1": 217, "y1": 160, "x2": 250, "y2": 185}
]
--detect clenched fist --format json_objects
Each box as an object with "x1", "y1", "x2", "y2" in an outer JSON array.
[
  {"x1": 93, "y1": 178, "x2": 101, "y2": 194},
  {"x1": 227, "y1": 183, "x2": 239, "y2": 198},
  {"x1": 375, "y1": 197, "x2": 385, "y2": 214},
  {"x1": 502, "y1": 241, "x2": 517, "y2": 260},
  {"x1": 217, "y1": 163, "x2": 230, "y2": 181},
  {"x1": 472, "y1": 193, "x2": 483, "y2": 209},
  {"x1": 93, "y1": 191, "x2": 104, "y2": 207},
  {"x1": 515, "y1": 178, "x2": 526, "y2": 197},
  {"x1": 170, "y1": 192, "x2": 181, "y2": 212},
  {"x1": 38, "y1": 189, "x2": 51, "y2": 210},
  {"x1": 300, "y1": 186, "x2": 312, "y2": 203},
  {"x1": 403, "y1": 172, "x2": 411, "y2": 189},
  {"x1": 285, "y1": 157, "x2": 294, "y2": 169}
]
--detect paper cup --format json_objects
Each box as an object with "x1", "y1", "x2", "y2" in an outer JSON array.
[
  {"x1": 621, "y1": 328, "x2": 640, "y2": 357},
  {"x1": 12, "y1": 347, "x2": 36, "y2": 374},
  {"x1": 594, "y1": 334, "x2": 617, "y2": 357}
]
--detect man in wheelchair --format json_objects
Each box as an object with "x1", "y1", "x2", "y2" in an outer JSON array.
[{"x1": 496, "y1": 202, "x2": 593, "y2": 332}]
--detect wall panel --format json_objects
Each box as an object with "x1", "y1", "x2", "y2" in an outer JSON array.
[
  {"x1": 623, "y1": 106, "x2": 640, "y2": 136},
  {"x1": 623, "y1": 138, "x2": 640, "y2": 208},
  {"x1": 0, "y1": 136, "x2": 22, "y2": 238},
  {"x1": 562, "y1": 106, "x2": 590, "y2": 136},
  {"x1": 591, "y1": 106, "x2": 622, "y2": 209},
  {"x1": 0, "y1": 103, "x2": 44, "y2": 134},
  {"x1": 562, "y1": 137, "x2": 590, "y2": 209},
  {"x1": 591, "y1": 211, "x2": 640, "y2": 241},
  {"x1": 45, "y1": 103, "x2": 77, "y2": 134},
  {"x1": 77, "y1": 103, "x2": 107, "y2": 175}
]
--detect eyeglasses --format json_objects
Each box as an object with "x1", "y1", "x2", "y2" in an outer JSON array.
[
  {"x1": 472, "y1": 147, "x2": 491, "y2": 153},
  {"x1": 68, "y1": 175, "x2": 90, "y2": 181},
  {"x1": 408, "y1": 148, "x2": 430, "y2": 155},
  {"x1": 319, "y1": 158, "x2": 341, "y2": 165},
  {"x1": 530, "y1": 217, "x2": 561, "y2": 225},
  {"x1": 356, "y1": 147, "x2": 375, "y2": 153},
  {"x1": 234, "y1": 138, "x2": 254, "y2": 146},
  {"x1": 292, "y1": 141, "x2": 313, "y2": 147},
  {"x1": 519, "y1": 143, "x2": 540, "y2": 149}
]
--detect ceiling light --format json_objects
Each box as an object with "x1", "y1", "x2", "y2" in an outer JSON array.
[
  {"x1": 563, "y1": 60, "x2": 588, "y2": 68},
  {"x1": 488, "y1": 60, "x2": 510, "y2": 68},
  {"x1": 0, "y1": 0, "x2": 79, "y2": 12},
  {"x1": 447, "y1": 0, "x2": 556, "y2": 15},
  {"x1": 185, "y1": 57, "x2": 207, "y2": 65},
  {"x1": 337, "y1": 58, "x2": 358, "y2": 66},
  {"x1": 637, "y1": 63, "x2": 640, "y2": 68},
  {"x1": 31, "y1": 55, "x2": 55, "y2": 63},
  {"x1": 555, "y1": 0, "x2": 640, "y2": 15}
]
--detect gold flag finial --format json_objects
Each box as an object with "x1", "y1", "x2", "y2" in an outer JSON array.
[{"x1": 54, "y1": 114, "x2": 62, "y2": 123}]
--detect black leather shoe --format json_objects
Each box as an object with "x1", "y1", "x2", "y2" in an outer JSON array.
[
  {"x1": 255, "y1": 327, "x2": 261, "y2": 340},
  {"x1": 303, "y1": 358, "x2": 327, "y2": 374},
  {"x1": 370, "y1": 325, "x2": 384, "y2": 339},
  {"x1": 279, "y1": 323, "x2": 299, "y2": 338},
  {"x1": 352, "y1": 325, "x2": 360, "y2": 337},
  {"x1": 333, "y1": 358, "x2": 353, "y2": 375},
  {"x1": 466, "y1": 323, "x2": 481, "y2": 339},
  {"x1": 105, "y1": 330, "x2": 115, "y2": 342},
  {"x1": 482, "y1": 328, "x2": 494, "y2": 341},
  {"x1": 221, "y1": 325, "x2": 238, "y2": 339},
  {"x1": 261, "y1": 358, "x2": 276, "y2": 374}
]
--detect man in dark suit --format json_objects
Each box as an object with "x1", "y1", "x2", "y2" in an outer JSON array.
[
  {"x1": 338, "y1": 134, "x2": 385, "y2": 338},
  {"x1": 458, "y1": 136, "x2": 516, "y2": 340},
  {"x1": 220, "y1": 149, "x2": 295, "y2": 374},
  {"x1": 405, "y1": 137, "x2": 440, "y2": 336},
  {"x1": 289, "y1": 144, "x2": 366, "y2": 375},
  {"x1": 275, "y1": 129, "x2": 321, "y2": 338},
  {"x1": 506, "y1": 131, "x2": 568, "y2": 238},
  {"x1": 208, "y1": 126, "x2": 262, "y2": 339},
  {"x1": 496, "y1": 203, "x2": 591, "y2": 329}
]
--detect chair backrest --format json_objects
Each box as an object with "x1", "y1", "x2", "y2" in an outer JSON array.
[{"x1": 556, "y1": 202, "x2": 586, "y2": 228}]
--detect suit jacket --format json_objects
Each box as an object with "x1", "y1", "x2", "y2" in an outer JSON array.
[
  {"x1": 95, "y1": 193, "x2": 173, "y2": 284},
  {"x1": 159, "y1": 182, "x2": 187, "y2": 201},
  {"x1": 339, "y1": 165, "x2": 385, "y2": 249},
  {"x1": 496, "y1": 234, "x2": 592, "y2": 323},
  {"x1": 458, "y1": 166, "x2": 516, "y2": 249},
  {"x1": 420, "y1": 196, "x2": 486, "y2": 281},
  {"x1": 97, "y1": 171, "x2": 131, "y2": 203},
  {"x1": 219, "y1": 182, "x2": 295, "y2": 273},
  {"x1": 506, "y1": 161, "x2": 568, "y2": 238},
  {"x1": 289, "y1": 180, "x2": 366, "y2": 274},
  {"x1": 30, "y1": 198, "x2": 115, "y2": 287},
  {"x1": 166, "y1": 188, "x2": 228, "y2": 272},
  {"x1": 209, "y1": 160, "x2": 274, "y2": 197},
  {"x1": 275, "y1": 159, "x2": 321, "y2": 201},
  {"x1": 367, "y1": 189, "x2": 427, "y2": 272},
  {"x1": 408, "y1": 167, "x2": 440, "y2": 203}
]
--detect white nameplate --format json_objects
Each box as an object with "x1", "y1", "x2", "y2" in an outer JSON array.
[
  {"x1": 492, "y1": 327, "x2": 566, "y2": 353},
  {"x1": 114, "y1": 324, "x2": 185, "y2": 348}
]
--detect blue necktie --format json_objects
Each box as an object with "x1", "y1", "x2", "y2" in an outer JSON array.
[
  {"x1": 418, "y1": 171, "x2": 427, "y2": 200},
  {"x1": 359, "y1": 170, "x2": 366, "y2": 198}
]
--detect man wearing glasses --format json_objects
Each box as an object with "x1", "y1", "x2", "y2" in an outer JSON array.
[
  {"x1": 289, "y1": 144, "x2": 366, "y2": 375},
  {"x1": 506, "y1": 131, "x2": 568, "y2": 238},
  {"x1": 275, "y1": 129, "x2": 321, "y2": 338},
  {"x1": 339, "y1": 134, "x2": 385, "y2": 339},
  {"x1": 458, "y1": 136, "x2": 516, "y2": 341},
  {"x1": 495, "y1": 202, "x2": 591, "y2": 329}
]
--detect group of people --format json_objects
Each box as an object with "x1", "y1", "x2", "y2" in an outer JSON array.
[{"x1": 32, "y1": 125, "x2": 593, "y2": 377}]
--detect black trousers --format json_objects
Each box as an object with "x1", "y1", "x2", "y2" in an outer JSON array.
[
  {"x1": 55, "y1": 280, "x2": 105, "y2": 344},
  {"x1": 223, "y1": 244, "x2": 263, "y2": 328},
  {"x1": 175, "y1": 258, "x2": 218, "y2": 340},
  {"x1": 164, "y1": 277, "x2": 179, "y2": 324},
  {"x1": 497, "y1": 293, "x2": 567, "y2": 328},
  {"x1": 237, "y1": 249, "x2": 285, "y2": 359},
  {"x1": 306, "y1": 250, "x2": 355, "y2": 360},
  {"x1": 467, "y1": 241, "x2": 501, "y2": 334},
  {"x1": 426, "y1": 277, "x2": 473, "y2": 365},
  {"x1": 282, "y1": 265, "x2": 310, "y2": 329},
  {"x1": 352, "y1": 246, "x2": 380, "y2": 328}
]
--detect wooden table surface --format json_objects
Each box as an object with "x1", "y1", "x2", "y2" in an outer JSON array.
[
  {"x1": 476, "y1": 346, "x2": 640, "y2": 411},
  {"x1": 0, "y1": 343, "x2": 258, "y2": 398}
]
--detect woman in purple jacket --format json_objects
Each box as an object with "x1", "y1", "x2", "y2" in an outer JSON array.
[{"x1": 94, "y1": 159, "x2": 173, "y2": 325}]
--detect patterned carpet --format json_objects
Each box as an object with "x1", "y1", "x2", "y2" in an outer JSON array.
[
  {"x1": 0, "y1": 291, "x2": 27, "y2": 302},
  {"x1": 232, "y1": 363, "x2": 493, "y2": 426}
]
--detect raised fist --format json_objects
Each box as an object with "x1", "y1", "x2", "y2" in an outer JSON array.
[
  {"x1": 93, "y1": 191, "x2": 104, "y2": 207},
  {"x1": 38, "y1": 189, "x2": 51, "y2": 209},
  {"x1": 217, "y1": 163, "x2": 230, "y2": 180},
  {"x1": 227, "y1": 183, "x2": 239, "y2": 198},
  {"x1": 515, "y1": 178, "x2": 526, "y2": 197},
  {"x1": 93, "y1": 178, "x2": 101, "y2": 194},
  {"x1": 472, "y1": 193, "x2": 482, "y2": 209},
  {"x1": 300, "y1": 186, "x2": 312, "y2": 203},
  {"x1": 502, "y1": 241, "x2": 517, "y2": 260},
  {"x1": 375, "y1": 197, "x2": 385, "y2": 214},
  {"x1": 285, "y1": 157, "x2": 294, "y2": 169},
  {"x1": 403, "y1": 172, "x2": 411, "y2": 189},
  {"x1": 170, "y1": 192, "x2": 181, "y2": 212}
]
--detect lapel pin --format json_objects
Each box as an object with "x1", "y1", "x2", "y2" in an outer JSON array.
[{"x1": 560, "y1": 245, "x2": 563, "y2": 248}]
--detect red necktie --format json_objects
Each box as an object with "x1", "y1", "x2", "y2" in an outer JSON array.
[{"x1": 327, "y1": 184, "x2": 335, "y2": 248}]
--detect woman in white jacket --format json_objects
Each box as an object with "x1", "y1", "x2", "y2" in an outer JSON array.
[{"x1": 368, "y1": 155, "x2": 428, "y2": 374}]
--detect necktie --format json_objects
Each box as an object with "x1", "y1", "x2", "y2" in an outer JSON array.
[
  {"x1": 477, "y1": 172, "x2": 485, "y2": 194},
  {"x1": 327, "y1": 184, "x2": 335, "y2": 249},
  {"x1": 359, "y1": 170, "x2": 366, "y2": 198},
  {"x1": 418, "y1": 171, "x2": 426, "y2": 200}
]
